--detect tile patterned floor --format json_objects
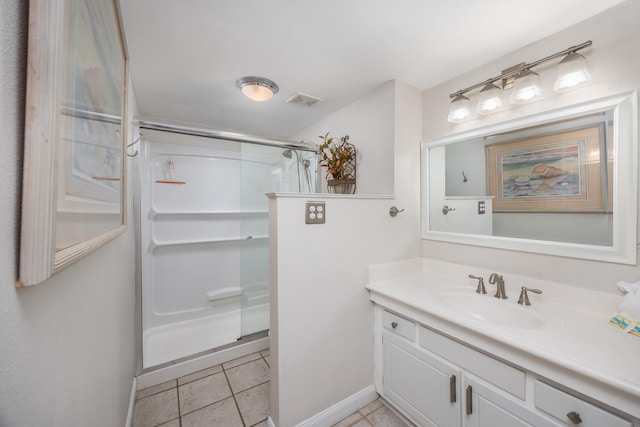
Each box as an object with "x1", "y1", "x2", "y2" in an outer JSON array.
[
  {"x1": 332, "y1": 398, "x2": 415, "y2": 427},
  {"x1": 132, "y1": 349, "x2": 412, "y2": 427}
]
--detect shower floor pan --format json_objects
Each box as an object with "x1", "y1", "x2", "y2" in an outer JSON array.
[{"x1": 143, "y1": 302, "x2": 269, "y2": 368}]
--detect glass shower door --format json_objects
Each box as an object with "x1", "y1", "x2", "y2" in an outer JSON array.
[
  {"x1": 239, "y1": 144, "x2": 275, "y2": 337},
  {"x1": 239, "y1": 144, "x2": 318, "y2": 337}
]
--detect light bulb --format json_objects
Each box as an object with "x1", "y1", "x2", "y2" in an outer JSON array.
[
  {"x1": 509, "y1": 69, "x2": 542, "y2": 104},
  {"x1": 476, "y1": 83, "x2": 505, "y2": 115},
  {"x1": 241, "y1": 84, "x2": 274, "y2": 101},
  {"x1": 554, "y1": 52, "x2": 591, "y2": 92},
  {"x1": 447, "y1": 94, "x2": 474, "y2": 123}
]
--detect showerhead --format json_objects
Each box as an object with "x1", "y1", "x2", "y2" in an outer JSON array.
[{"x1": 282, "y1": 149, "x2": 293, "y2": 159}]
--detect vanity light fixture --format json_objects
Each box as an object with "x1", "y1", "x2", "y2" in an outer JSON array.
[
  {"x1": 236, "y1": 76, "x2": 279, "y2": 102},
  {"x1": 447, "y1": 40, "x2": 592, "y2": 123},
  {"x1": 476, "y1": 82, "x2": 506, "y2": 115},
  {"x1": 447, "y1": 94, "x2": 475, "y2": 122},
  {"x1": 509, "y1": 69, "x2": 542, "y2": 104},
  {"x1": 554, "y1": 51, "x2": 592, "y2": 92}
]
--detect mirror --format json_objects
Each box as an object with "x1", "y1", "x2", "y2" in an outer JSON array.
[
  {"x1": 422, "y1": 91, "x2": 638, "y2": 264},
  {"x1": 19, "y1": 0, "x2": 128, "y2": 286}
]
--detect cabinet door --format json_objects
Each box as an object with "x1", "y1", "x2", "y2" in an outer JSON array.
[
  {"x1": 464, "y1": 374, "x2": 559, "y2": 427},
  {"x1": 383, "y1": 332, "x2": 461, "y2": 427}
]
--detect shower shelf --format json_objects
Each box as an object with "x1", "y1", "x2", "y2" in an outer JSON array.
[
  {"x1": 155, "y1": 180, "x2": 187, "y2": 185},
  {"x1": 150, "y1": 210, "x2": 268, "y2": 218},
  {"x1": 150, "y1": 235, "x2": 268, "y2": 249}
]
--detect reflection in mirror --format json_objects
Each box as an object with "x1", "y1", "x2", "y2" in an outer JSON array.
[
  {"x1": 422, "y1": 92, "x2": 637, "y2": 264},
  {"x1": 55, "y1": 0, "x2": 125, "y2": 251},
  {"x1": 56, "y1": 109, "x2": 123, "y2": 250},
  {"x1": 442, "y1": 112, "x2": 613, "y2": 245}
]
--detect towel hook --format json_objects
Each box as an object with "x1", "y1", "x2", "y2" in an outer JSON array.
[
  {"x1": 389, "y1": 206, "x2": 405, "y2": 217},
  {"x1": 127, "y1": 132, "x2": 142, "y2": 157},
  {"x1": 117, "y1": 129, "x2": 141, "y2": 157}
]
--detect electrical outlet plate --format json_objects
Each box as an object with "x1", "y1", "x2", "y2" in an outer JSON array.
[
  {"x1": 478, "y1": 201, "x2": 486, "y2": 214},
  {"x1": 305, "y1": 201, "x2": 325, "y2": 224}
]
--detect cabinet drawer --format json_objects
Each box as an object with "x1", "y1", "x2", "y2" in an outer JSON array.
[
  {"x1": 535, "y1": 381, "x2": 632, "y2": 427},
  {"x1": 383, "y1": 310, "x2": 415, "y2": 341}
]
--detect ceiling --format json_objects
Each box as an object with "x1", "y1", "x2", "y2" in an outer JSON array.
[{"x1": 119, "y1": 0, "x2": 626, "y2": 140}]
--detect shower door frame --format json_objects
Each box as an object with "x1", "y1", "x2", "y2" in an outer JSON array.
[{"x1": 133, "y1": 119, "x2": 318, "y2": 374}]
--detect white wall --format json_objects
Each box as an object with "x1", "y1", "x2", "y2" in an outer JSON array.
[
  {"x1": 270, "y1": 82, "x2": 422, "y2": 426},
  {"x1": 293, "y1": 81, "x2": 396, "y2": 195},
  {"x1": 0, "y1": 1, "x2": 137, "y2": 425},
  {"x1": 268, "y1": 196, "x2": 416, "y2": 427},
  {"x1": 394, "y1": 81, "x2": 424, "y2": 247},
  {"x1": 422, "y1": 0, "x2": 640, "y2": 294}
]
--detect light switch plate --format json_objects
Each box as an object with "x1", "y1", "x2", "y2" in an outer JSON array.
[{"x1": 306, "y1": 201, "x2": 325, "y2": 224}]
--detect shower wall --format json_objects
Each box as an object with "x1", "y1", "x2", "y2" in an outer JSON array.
[{"x1": 138, "y1": 129, "x2": 316, "y2": 368}]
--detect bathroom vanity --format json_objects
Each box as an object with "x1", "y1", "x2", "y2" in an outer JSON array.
[{"x1": 367, "y1": 258, "x2": 640, "y2": 427}]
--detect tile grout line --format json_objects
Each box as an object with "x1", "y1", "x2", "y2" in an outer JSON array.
[
  {"x1": 135, "y1": 379, "x2": 178, "y2": 403},
  {"x1": 260, "y1": 351, "x2": 270, "y2": 368},
  {"x1": 247, "y1": 352, "x2": 270, "y2": 426},
  {"x1": 222, "y1": 360, "x2": 248, "y2": 427},
  {"x1": 173, "y1": 370, "x2": 233, "y2": 420},
  {"x1": 176, "y1": 381, "x2": 182, "y2": 421},
  {"x1": 137, "y1": 351, "x2": 271, "y2": 427},
  {"x1": 229, "y1": 352, "x2": 271, "y2": 427}
]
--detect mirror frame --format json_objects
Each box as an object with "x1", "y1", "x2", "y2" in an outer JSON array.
[
  {"x1": 422, "y1": 91, "x2": 638, "y2": 265},
  {"x1": 19, "y1": 0, "x2": 129, "y2": 286}
]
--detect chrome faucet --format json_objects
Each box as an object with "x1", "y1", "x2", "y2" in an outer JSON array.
[{"x1": 488, "y1": 273, "x2": 507, "y2": 299}]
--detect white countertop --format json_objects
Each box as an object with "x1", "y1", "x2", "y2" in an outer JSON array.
[{"x1": 366, "y1": 258, "x2": 640, "y2": 418}]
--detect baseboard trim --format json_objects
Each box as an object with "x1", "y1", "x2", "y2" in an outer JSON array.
[
  {"x1": 125, "y1": 376, "x2": 137, "y2": 427},
  {"x1": 294, "y1": 385, "x2": 378, "y2": 427}
]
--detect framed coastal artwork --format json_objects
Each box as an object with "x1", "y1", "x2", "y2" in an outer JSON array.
[
  {"x1": 19, "y1": 0, "x2": 128, "y2": 286},
  {"x1": 486, "y1": 125, "x2": 609, "y2": 213}
]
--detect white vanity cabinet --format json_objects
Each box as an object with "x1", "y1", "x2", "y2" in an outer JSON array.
[
  {"x1": 383, "y1": 329, "x2": 461, "y2": 426},
  {"x1": 534, "y1": 381, "x2": 633, "y2": 427},
  {"x1": 376, "y1": 306, "x2": 635, "y2": 427},
  {"x1": 462, "y1": 375, "x2": 556, "y2": 427}
]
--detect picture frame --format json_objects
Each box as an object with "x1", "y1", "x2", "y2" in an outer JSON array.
[
  {"x1": 486, "y1": 125, "x2": 609, "y2": 213},
  {"x1": 19, "y1": 0, "x2": 128, "y2": 286}
]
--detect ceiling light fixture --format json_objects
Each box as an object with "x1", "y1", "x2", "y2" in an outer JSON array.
[
  {"x1": 236, "y1": 76, "x2": 279, "y2": 102},
  {"x1": 447, "y1": 40, "x2": 592, "y2": 123}
]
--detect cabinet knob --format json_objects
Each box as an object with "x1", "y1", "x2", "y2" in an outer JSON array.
[
  {"x1": 391, "y1": 321, "x2": 398, "y2": 329},
  {"x1": 566, "y1": 411, "x2": 582, "y2": 424}
]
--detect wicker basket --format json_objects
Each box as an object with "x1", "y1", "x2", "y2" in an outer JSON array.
[{"x1": 327, "y1": 178, "x2": 356, "y2": 194}]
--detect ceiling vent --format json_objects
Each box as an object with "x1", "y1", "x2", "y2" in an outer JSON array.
[{"x1": 285, "y1": 92, "x2": 324, "y2": 107}]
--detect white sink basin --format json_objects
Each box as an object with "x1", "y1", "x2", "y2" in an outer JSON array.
[{"x1": 439, "y1": 292, "x2": 545, "y2": 329}]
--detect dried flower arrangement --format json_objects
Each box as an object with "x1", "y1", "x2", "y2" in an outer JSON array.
[{"x1": 317, "y1": 132, "x2": 356, "y2": 193}]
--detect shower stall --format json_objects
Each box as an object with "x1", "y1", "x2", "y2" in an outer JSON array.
[{"x1": 135, "y1": 122, "x2": 317, "y2": 368}]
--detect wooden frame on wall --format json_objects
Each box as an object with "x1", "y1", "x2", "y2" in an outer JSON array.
[
  {"x1": 19, "y1": 0, "x2": 128, "y2": 287},
  {"x1": 486, "y1": 125, "x2": 608, "y2": 213}
]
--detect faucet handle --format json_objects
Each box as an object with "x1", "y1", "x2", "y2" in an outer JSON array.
[
  {"x1": 518, "y1": 287, "x2": 542, "y2": 306},
  {"x1": 468, "y1": 275, "x2": 486, "y2": 294}
]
